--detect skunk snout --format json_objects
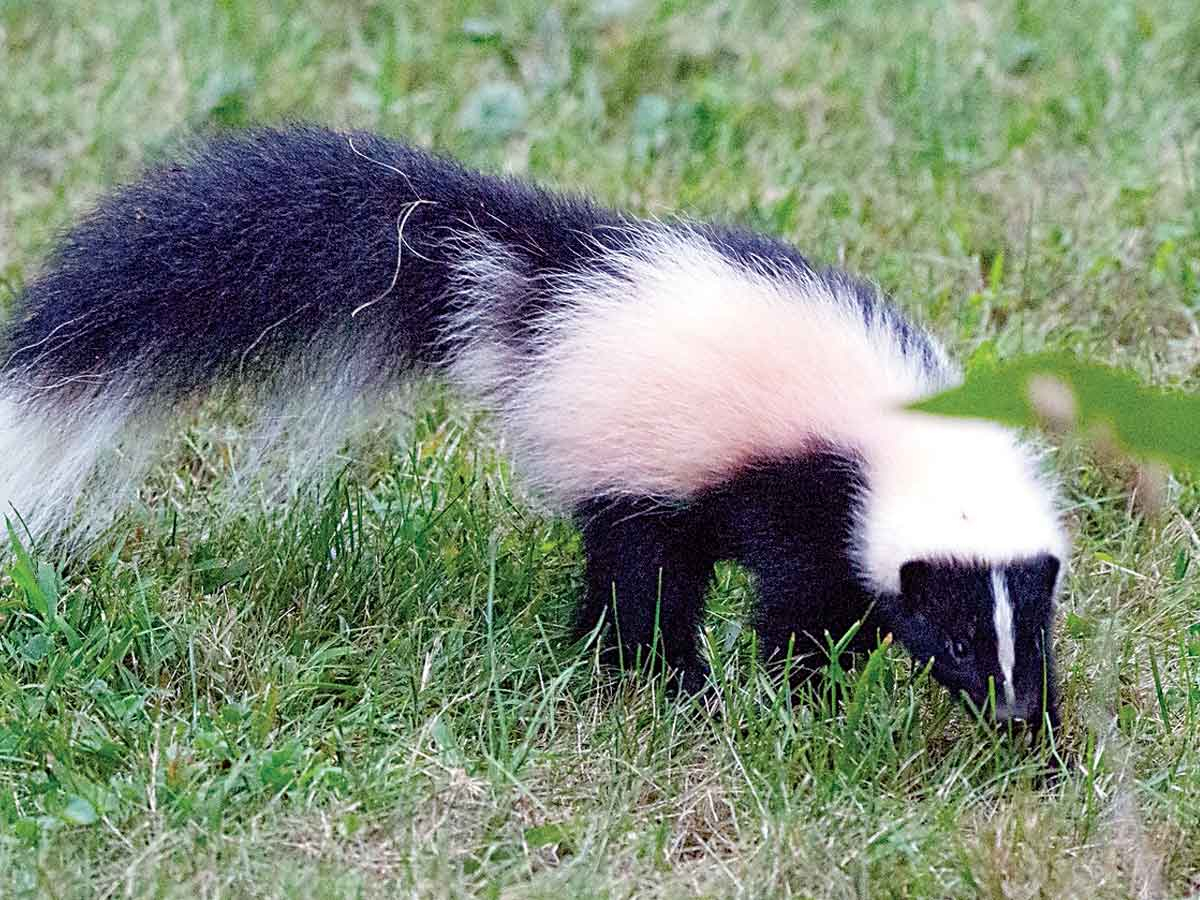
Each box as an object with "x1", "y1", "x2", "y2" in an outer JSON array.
[
  {"x1": 994, "y1": 690, "x2": 1060, "y2": 733},
  {"x1": 993, "y1": 698, "x2": 1039, "y2": 725},
  {"x1": 961, "y1": 686, "x2": 1047, "y2": 729}
]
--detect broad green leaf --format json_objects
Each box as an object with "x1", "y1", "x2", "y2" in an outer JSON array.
[
  {"x1": 458, "y1": 82, "x2": 528, "y2": 142},
  {"x1": 20, "y1": 633, "x2": 51, "y2": 663},
  {"x1": 61, "y1": 796, "x2": 97, "y2": 826},
  {"x1": 524, "y1": 822, "x2": 571, "y2": 849},
  {"x1": 912, "y1": 352, "x2": 1200, "y2": 472}
]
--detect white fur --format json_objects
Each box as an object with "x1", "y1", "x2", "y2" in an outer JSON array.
[
  {"x1": 852, "y1": 414, "x2": 1068, "y2": 592},
  {"x1": 0, "y1": 388, "x2": 148, "y2": 547},
  {"x1": 447, "y1": 227, "x2": 1066, "y2": 590},
  {"x1": 991, "y1": 568, "x2": 1017, "y2": 707},
  {"x1": 0, "y1": 340, "x2": 407, "y2": 551},
  {"x1": 448, "y1": 228, "x2": 951, "y2": 500}
]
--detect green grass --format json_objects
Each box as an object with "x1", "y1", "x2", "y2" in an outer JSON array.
[{"x1": 3, "y1": 0, "x2": 1200, "y2": 896}]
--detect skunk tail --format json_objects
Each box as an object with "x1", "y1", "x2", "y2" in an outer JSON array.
[{"x1": 1, "y1": 125, "x2": 628, "y2": 545}]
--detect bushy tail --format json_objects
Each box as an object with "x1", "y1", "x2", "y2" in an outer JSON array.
[{"x1": 1, "y1": 125, "x2": 621, "y2": 546}]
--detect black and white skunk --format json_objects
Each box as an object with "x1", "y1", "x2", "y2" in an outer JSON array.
[{"x1": 2, "y1": 127, "x2": 1068, "y2": 727}]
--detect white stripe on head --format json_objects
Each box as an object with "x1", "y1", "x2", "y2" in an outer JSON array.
[{"x1": 991, "y1": 568, "x2": 1016, "y2": 708}]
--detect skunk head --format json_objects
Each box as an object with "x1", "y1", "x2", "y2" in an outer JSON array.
[
  {"x1": 850, "y1": 414, "x2": 1067, "y2": 729},
  {"x1": 876, "y1": 554, "x2": 1061, "y2": 727}
]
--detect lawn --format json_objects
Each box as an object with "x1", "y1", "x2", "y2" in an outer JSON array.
[{"x1": 2, "y1": 0, "x2": 1200, "y2": 896}]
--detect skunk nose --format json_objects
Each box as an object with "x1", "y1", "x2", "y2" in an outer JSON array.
[{"x1": 993, "y1": 699, "x2": 1039, "y2": 725}]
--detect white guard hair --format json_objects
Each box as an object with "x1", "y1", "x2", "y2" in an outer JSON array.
[
  {"x1": 0, "y1": 389, "x2": 147, "y2": 548},
  {"x1": 0, "y1": 342, "x2": 405, "y2": 549},
  {"x1": 447, "y1": 227, "x2": 1067, "y2": 592}
]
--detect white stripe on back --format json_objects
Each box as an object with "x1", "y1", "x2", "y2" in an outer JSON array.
[
  {"x1": 444, "y1": 226, "x2": 1068, "y2": 591},
  {"x1": 991, "y1": 568, "x2": 1016, "y2": 707}
]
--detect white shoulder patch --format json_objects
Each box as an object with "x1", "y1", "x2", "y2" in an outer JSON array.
[{"x1": 851, "y1": 415, "x2": 1068, "y2": 592}]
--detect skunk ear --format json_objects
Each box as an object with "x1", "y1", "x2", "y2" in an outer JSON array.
[
  {"x1": 1012, "y1": 553, "x2": 1061, "y2": 600},
  {"x1": 1032, "y1": 553, "x2": 1061, "y2": 594},
  {"x1": 899, "y1": 559, "x2": 933, "y2": 599}
]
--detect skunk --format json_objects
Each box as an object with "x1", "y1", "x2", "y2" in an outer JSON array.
[{"x1": 2, "y1": 127, "x2": 1068, "y2": 727}]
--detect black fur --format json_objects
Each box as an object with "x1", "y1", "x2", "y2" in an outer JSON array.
[
  {"x1": 574, "y1": 496, "x2": 719, "y2": 693},
  {"x1": 575, "y1": 452, "x2": 884, "y2": 689},
  {"x1": 5, "y1": 126, "x2": 628, "y2": 394},
  {"x1": 5, "y1": 127, "x2": 923, "y2": 396},
  {"x1": 1004, "y1": 556, "x2": 1061, "y2": 727},
  {"x1": 879, "y1": 555, "x2": 1059, "y2": 727},
  {"x1": 706, "y1": 451, "x2": 882, "y2": 672}
]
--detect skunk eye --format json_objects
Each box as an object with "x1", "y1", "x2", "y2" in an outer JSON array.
[{"x1": 949, "y1": 639, "x2": 970, "y2": 661}]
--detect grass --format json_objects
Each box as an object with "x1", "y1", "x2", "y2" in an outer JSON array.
[{"x1": 2, "y1": 0, "x2": 1200, "y2": 896}]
